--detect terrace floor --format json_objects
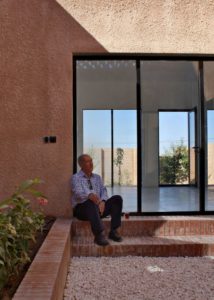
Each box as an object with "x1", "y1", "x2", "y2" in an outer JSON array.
[
  {"x1": 14, "y1": 216, "x2": 214, "y2": 299},
  {"x1": 107, "y1": 186, "x2": 214, "y2": 212}
]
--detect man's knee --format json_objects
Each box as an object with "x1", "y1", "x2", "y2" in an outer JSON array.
[
  {"x1": 85, "y1": 200, "x2": 100, "y2": 217},
  {"x1": 86, "y1": 199, "x2": 97, "y2": 208},
  {"x1": 112, "y1": 195, "x2": 123, "y2": 206}
]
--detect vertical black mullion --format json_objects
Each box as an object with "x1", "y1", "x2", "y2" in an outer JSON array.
[
  {"x1": 73, "y1": 57, "x2": 77, "y2": 174},
  {"x1": 188, "y1": 112, "x2": 190, "y2": 185},
  {"x1": 199, "y1": 61, "x2": 206, "y2": 212},
  {"x1": 136, "y1": 60, "x2": 142, "y2": 213},
  {"x1": 111, "y1": 109, "x2": 114, "y2": 187}
]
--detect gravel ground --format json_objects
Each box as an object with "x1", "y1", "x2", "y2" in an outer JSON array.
[{"x1": 64, "y1": 256, "x2": 214, "y2": 300}]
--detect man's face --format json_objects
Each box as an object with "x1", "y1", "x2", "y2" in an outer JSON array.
[{"x1": 80, "y1": 155, "x2": 93, "y2": 174}]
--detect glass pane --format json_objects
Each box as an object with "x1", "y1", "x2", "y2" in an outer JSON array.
[
  {"x1": 159, "y1": 112, "x2": 189, "y2": 185},
  {"x1": 76, "y1": 60, "x2": 137, "y2": 212},
  {"x1": 83, "y1": 110, "x2": 111, "y2": 186},
  {"x1": 113, "y1": 110, "x2": 137, "y2": 212},
  {"x1": 204, "y1": 62, "x2": 214, "y2": 211},
  {"x1": 141, "y1": 61, "x2": 200, "y2": 212}
]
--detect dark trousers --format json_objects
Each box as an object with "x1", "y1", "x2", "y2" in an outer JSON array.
[{"x1": 73, "y1": 195, "x2": 123, "y2": 236}]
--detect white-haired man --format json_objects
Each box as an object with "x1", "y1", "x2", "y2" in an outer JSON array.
[{"x1": 71, "y1": 154, "x2": 123, "y2": 246}]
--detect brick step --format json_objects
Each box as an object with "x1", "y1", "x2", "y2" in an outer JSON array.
[
  {"x1": 71, "y1": 216, "x2": 214, "y2": 237},
  {"x1": 71, "y1": 235, "x2": 214, "y2": 257}
]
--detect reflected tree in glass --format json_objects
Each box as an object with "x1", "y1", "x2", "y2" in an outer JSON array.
[
  {"x1": 114, "y1": 148, "x2": 124, "y2": 186},
  {"x1": 160, "y1": 140, "x2": 189, "y2": 184}
]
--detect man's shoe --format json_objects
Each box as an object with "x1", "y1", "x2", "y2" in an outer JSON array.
[
  {"x1": 94, "y1": 233, "x2": 109, "y2": 246},
  {"x1": 108, "y1": 230, "x2": 123, "y2": 242}
]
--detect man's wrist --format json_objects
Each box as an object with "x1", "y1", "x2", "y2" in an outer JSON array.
[
  {"x1": 98, "y1": 200, "x2": 105, "y2": 205},
  {"x1": 88, "y1": 192, "x2": 96, "y2": 199}
]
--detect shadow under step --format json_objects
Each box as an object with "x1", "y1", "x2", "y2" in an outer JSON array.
[{"x1": 71, "y1": 235, "x2": 214, "y2": 257}]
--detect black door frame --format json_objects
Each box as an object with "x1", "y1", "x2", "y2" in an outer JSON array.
[{"x1": 73, "y1": 54, "x2": 214, "y2": 215}]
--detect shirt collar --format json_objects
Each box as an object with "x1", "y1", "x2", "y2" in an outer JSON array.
[{"x1": 78, "y1": 170, "x2": 94, "y2": 178}]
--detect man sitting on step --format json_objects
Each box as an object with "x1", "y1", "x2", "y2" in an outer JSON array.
[{"x1": 71, "y1": 154, "x2": 123, "y2": 246}]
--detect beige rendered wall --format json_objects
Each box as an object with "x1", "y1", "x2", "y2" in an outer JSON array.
[
  {"x1": 0, "y1": 0, "x2": 105, "y2": 216},
  {"x1": 1, "y1": 0, "x2": 214, "y2": 216},
  {"x1": 58, "y1": 0, "x2": 214, "y2": 53}
]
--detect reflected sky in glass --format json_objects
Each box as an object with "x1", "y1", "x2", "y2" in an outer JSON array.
[
  {"x1": 83, "y1": 110, "x2": 137, "y2": 149},
  {"x1": 208, "y1": 110, "x2": 214, "y2": 143},
  {"x1": 83, "y1": 110, "x2": 111, "y2": 148},
  {"x1": 114, "y1": 110, "x2": 137, "y2": 148},
  {"x1": 83, "y1": 110, "x2": 214, "y2": 154},
  {"x1": 159, "y1": 112, "x2": 188, "y2": 155}
]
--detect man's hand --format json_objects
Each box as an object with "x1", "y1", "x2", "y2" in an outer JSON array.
[
  {"x1": 88, "y1": 193, "x2": 100, "y2": 205},
  {"x1": 98, "y1": 200, "x2": 105, "y2": 216},
  {"x1": 88, "y1": 194, "x2": 105, "y2": 215}
]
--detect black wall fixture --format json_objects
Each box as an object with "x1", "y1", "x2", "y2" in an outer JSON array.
[{"x1": 43, "y1": 136, "x2": 57, "y2": 143}]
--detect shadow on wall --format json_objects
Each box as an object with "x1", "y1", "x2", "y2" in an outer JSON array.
[
  {"x1": 0, "y1": 0, "x2": 107, "y2": 217},
  {"x1": 53, "y1": 0, "x2": 107, "y2": 53}
]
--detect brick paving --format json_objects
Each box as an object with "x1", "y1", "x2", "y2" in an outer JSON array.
[
  {"x1": 71, "y1": 216, "x2": 214, "y2": 257},
  {"x1": 12, "y1": 216, "x2": 214, "y2": 299}
]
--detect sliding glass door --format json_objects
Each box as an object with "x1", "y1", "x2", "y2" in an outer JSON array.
[
  {"x1": 76, "y1": 60, "x2": 137, "y2": 212},
  {"x1": 83, "y1": 109, "x2": 137, "y2": 211},
  {"x1": 204, "y1": 62, "x2": 214, "y2": 211},
  {"x1": 140, "y1": 61, "x2": 200, "y2": 212},
  {"x1": 75, "y1": 57, "x2": 214, "y2": 214}
]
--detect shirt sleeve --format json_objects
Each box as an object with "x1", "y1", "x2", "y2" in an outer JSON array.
[
  {"x1": 71, "y1": 175, "x2": 95, "y2": 204},
  {"x1": 99, "y1": 176, "x2": 108, "y2": 201}
]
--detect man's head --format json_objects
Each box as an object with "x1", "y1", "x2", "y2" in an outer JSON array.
[{"x1": 78, "y1": 154, "x2": 93, "y2": 176}]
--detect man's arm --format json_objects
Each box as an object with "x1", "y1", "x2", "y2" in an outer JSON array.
[
  {"x1": 71, "y1": 175, "x2": 101, "y2": 205},
  {"x1": 71, "y1": 175, "x2": 92, "y2": 204}
]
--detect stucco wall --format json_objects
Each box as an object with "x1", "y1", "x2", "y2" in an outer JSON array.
[
  {"x1": 57, "y1": 0, "x2": 214, "y2": 53},
  {"x1": 1, "y1": 0, "x2": 214, "y2": 216},
  {"x1": 0, "y1": 0, "x2": 105, "y2": 216}
]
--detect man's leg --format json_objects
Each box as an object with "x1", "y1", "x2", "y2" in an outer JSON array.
[
  {"x1": 74, "y1": 200, "x2": 104, "y2": 236},
  {"x1": 102, "y1": 195, "x2": 123, "y2": 232}
]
